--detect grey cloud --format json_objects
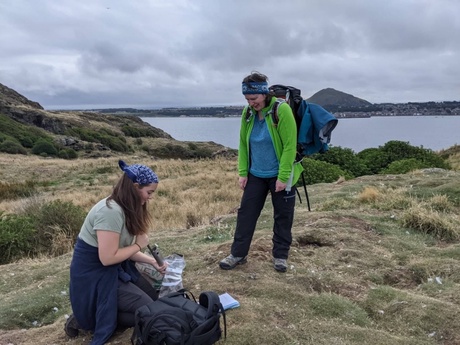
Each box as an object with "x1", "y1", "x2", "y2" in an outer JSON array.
[{"x1": 0, "y1": 0, "x2": 459, "y2": 108}]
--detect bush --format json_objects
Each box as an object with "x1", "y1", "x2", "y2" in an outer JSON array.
[
  {"x1": 0, "y1": 213, "x2": 36, "y2": 264},
  {"x1": 19, "y1": 136, "x2": 34, "y2": 148},
  {"x1": 380, "y1": 140, "x2": 449, "y2": 170},
  {"x1": 58, "y1": 148, "x2": 78, "y2": 159},
  {"x1": 0, "y1": 199, "x2": 86, "y2": 263},
  {"x1": 311, "y1": 147, "x2": 368, "y2": 177},
  {"x1": 99, "y1": 134, "x2": 131, "y2": 152},
  {"x1": 32, "y1": 139, "x2": 58, "y2": 156},
  {"x1": 356, "y1": 148, "x2": 390, "y2": 174},
  {"x1": 0, "y1": 139, "x2": 27, "y2": 154},
  {"x1": 66, "y1": 126, "x2": 131, "y2": 152},
  {"x1": 316, "y1": 141, "x2": 451, "y2": 178},
  {"x1": 300, "y1": 158, "x2": 351, "y2": 185},
  {"x1": 382, "y1": 158, "x2": 426, "y2": 174},
  {"x1": 144, "y1": 143, "x2": 213, "y2": 159},
  {"x1": 0, "y1": 114, "x2": 52, "y2": 149},
  {"x1": 121, "y1": 124, "x2": 170, "y2": 138},
  {"x1": 33, "y1": 200, "x2": 86, "y2": 256}
]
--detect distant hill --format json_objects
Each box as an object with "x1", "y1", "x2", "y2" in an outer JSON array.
[{"x1": 307, "y1": 88, "x2": 372, "y2": 108}]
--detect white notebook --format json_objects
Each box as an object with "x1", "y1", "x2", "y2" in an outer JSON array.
[{"x1": 219, "y1": 292, "x2": 240, "y2": 310}]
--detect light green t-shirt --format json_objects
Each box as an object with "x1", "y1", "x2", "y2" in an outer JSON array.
[{"x1": 78, "y1": 197, "x2": 134, "y2": 248}]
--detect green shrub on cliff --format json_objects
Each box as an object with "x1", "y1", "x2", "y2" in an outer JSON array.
[
  {"x1": 0, "y1": 139, "x2": 27, "y2": 154},
  {"x1": 0, "y1": 114, "x2": 52, "y2": 148},
  {"x1": 31, "y1": 139, "x2": 58, "y2": 156},
  {"x1": 66, "y1": 126, "x2": 131, "y2": 152}
]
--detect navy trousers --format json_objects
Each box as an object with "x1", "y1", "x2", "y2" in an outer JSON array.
[{"x1": 231, "y1": 173, "x2": 296, "y2": 260}]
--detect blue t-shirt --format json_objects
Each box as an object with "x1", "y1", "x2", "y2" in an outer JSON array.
[{"x1": 249, "y1": 117, "x2": 278, "y2": 178}]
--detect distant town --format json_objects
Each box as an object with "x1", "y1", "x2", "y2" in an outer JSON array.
[{"x1": 95, "y1": 100, "x2": 460, "y2": 118}]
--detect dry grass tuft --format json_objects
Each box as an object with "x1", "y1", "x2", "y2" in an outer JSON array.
[
  {"x1": 400, "y1": 204, "x2": 459, "y2": 241},
  {"x1": 358, "y1": 186, "x2": 381, "y2": 202}
]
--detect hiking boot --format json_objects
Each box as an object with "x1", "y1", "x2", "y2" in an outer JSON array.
[
  {"x1": 273, "y1": 258, "x2": 287, "y2": 272},
  {"x1": 219, "y1": 254, "x2": 247, "y2": 270},
  {"x1": 64, "y1": 314, "x2": 80, "y2": 338}
]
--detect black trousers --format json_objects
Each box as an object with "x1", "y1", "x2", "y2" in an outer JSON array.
[
  {"x1": 231, "y1": 173, "x2": 296, "y2": 260},
  {"x1": 117, "y1": 274, "x2": 158, "y2": 327}
]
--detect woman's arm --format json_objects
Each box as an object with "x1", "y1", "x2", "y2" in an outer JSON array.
[{"x1": 97, "y1": 230, "x2": 142, "y2": 266}]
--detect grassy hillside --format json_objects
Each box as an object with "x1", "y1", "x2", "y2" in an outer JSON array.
[
  {"x1": 1, "y1": 82, "x2": 236, "y2": 160},
  {"x1": 0, "y1": 153, "x2": 459, "y2": 345}
]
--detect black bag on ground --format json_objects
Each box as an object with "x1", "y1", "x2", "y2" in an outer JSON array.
[{"x1": 131, "y1": 289, "x2": 226, "y2": 345}]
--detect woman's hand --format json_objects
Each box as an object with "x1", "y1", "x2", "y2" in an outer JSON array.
[
  {"x1": 152, "y1": 260, "x2": 168, "y2": 275},
  {"x1": 238, "y1": 176, "x2": 248, "y2": 190},
  {"x1": 275, "y1": 179, "x2": 287, "y2": 192}
]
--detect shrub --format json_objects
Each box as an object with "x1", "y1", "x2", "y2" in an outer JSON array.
[
  {"x1": 121, "y1": 125, "x2": 142, "y2": 137},
  {"x1": 121, "y1": 124, "x2": 171, "y2": 138},
  {"x1": 99, "y1": 134, "x2": 130, "y2": 152},
  {"x1": 33, "y1": 200, "x2": 86, "y2": 256},
  {"x1": 32, "y1": 139, "x2": 58, "y2": 156},
  {"x1": 300, "y1": 158, "x2": 351, "y2": 185},
  {"x1": 58, "y1": 148, "x2": 78, "y2": 159},
  {"x1": 0, "y1": 114, "x2": 52, "y2": 148},
  {"x1": 0, "y1": 213, "x2": 36, "y2": 264},
  {"x1": 382, "y1": 158, "x2": 425, "y2": 174},
  {"x1": 19, "y1": 136, "x2": 34, "y2": 148},
  {"x1": 357, "y1": 148, "x2": 390, "y2": 174},
  {"x1": 66, "y1": 126, "x2": 131, "y2": 152},
  {"x1": 312, "y1": 146, "x2": 369, "y2": 177},
  {"x1": 0, "y1": 139, "x2": 27, "y2": 154},
  {"x1": 381, "y1": 140, "x2": 450, "y2": 170}
]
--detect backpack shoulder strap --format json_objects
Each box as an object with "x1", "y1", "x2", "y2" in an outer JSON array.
[
  {"x1": 271, "y1": 99, "x2": 284, "y2": 125},
  {"x1": 244, "y1": 105, "x2": 252, "y2": 122},
  {"x1": 199, "y1": 291, "x2": 227, "y2": 339}
]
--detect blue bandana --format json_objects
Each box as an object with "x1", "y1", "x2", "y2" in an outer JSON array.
[
  {"x1": 242, "y1": 82, "x2": 269, "y2": 95},
  {"x1": 118, "y1": 160, "x2": 159, "y2": 185}
]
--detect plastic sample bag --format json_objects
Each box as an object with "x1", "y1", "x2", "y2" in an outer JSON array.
[{"x1": 158, "y1": 253, "x2": 186, "y2": 298}]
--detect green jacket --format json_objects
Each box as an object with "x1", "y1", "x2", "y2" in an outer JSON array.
[{"x1": 238, "y1": 97, "x2": 304, "y2": 188}]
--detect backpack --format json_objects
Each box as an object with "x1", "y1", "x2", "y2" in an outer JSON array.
[
  {"x1": 244, "y1": 84, "x2": 338, "y2": 210},
  {"x1": 131, "y1": 289, "x2": 226, "y2": 345},
  {"x1": 268, "y1": 84, "x2": 338, "y2": 160}
]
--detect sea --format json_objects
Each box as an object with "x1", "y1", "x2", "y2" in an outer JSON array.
[{"x1": 140, "y1": 115, "x2": 460, "y2": 153}]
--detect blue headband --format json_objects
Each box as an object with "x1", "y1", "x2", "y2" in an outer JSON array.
[
  {"x1": 242, "y1": 82, "x2": 269, "y2": 95},
  {"x1": 118, "y1": 160, "x2": 159, "y2": 185}
]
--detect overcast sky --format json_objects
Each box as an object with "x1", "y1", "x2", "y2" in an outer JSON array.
[{"x1": 1, "y1": 0, "x2": 459, "y2": 109}]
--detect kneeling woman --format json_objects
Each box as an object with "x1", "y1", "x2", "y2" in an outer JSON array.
[{"x1": 67, "y1": 160, "x2": 167, "y2": 345}]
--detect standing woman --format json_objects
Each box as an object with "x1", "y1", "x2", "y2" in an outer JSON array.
[
  {"x1": 66, "y1": 160, "x2": 167, "y2": 345},
  {"x1": 219, "y1": 72, "x2": 303, "y2": 273}
]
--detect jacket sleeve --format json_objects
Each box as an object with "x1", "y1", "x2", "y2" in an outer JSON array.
[
  {"x1": 275, "y1": 102, "x2": 297, "y2": 183},
  {"x1": 238, "y1": 106, "x2": 250, "y2": 177}
]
